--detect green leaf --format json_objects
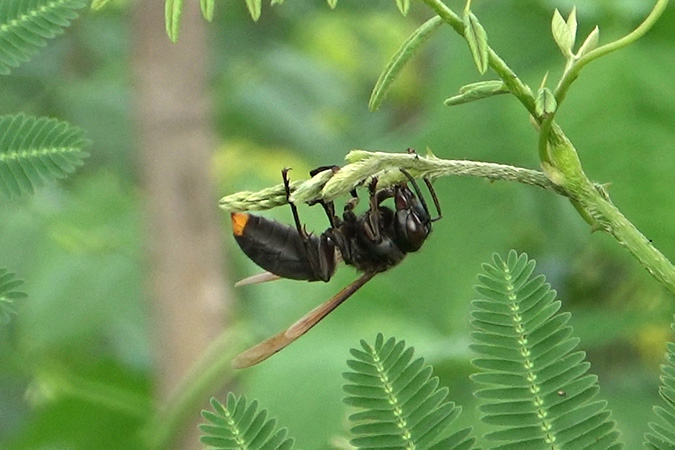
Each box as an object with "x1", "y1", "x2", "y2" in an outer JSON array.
[
  {"x1": 463, "y1": 9, "x2": 488, "y2": 74},
  {"x1": 552, "y1": 8, "x2": 577, "y2": 57},
  {"x1": 199, "y1": 394, "x2": 295, "y2": 449},
  {"x1": 576, "y1": 26, "x2": 600, "y2": 58},
  {"x1": 165, "y1": 0, "x2": 183, "y2": 42},
  {"x1": 245, "y1": 0, "x2": 262, "y2": 21},
  {"x1": 396, "y1": 0, "x2": 410, "y2": 16},
  {"x1": 0, "y1": 115, "x2": 89, "y2": 198},
  {"x1": 343, "y1": 333, "x2": 476, "y2": 450},
  {"x1": 471, "y1": 251, "x2": 622, "y2": 449},
  {"x1": 369, "y1": 16, "x2": 443, "y2": 111},
  {"x1": 0, "y1": 0, "x2": 86, "y2": 75},
  {"x1": 566, "y1": 7, "x2": 577, "y2": 45},
  {"x1": 535, "y1": 87, "x2": 557, "y2": 117},
  {"x1": 0, "y1": 268, "x2": 26, "y2": 324},
  {"x1": 445, "y1": 80, "x2": 509, "y2": 106},
  {"x1": 201, "y1": 0, "x2": 215, "y2": 21}
]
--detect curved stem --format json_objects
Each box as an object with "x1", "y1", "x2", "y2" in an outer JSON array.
[
  {"x1": 218, "y1": 151, "x2": 565, "y2": 212},
  {"x1": 219, "y1": 148, "x2": 675, "y2": 296},
  {"x1": 570, "y1": 176, "x2": 675, "y2": 295},
  {"x1": 537, "y1": 116, "x2": 554, "y2": 165},
  {"x1": 555, "y1": 0, "x2": 669, "y2": 104}
]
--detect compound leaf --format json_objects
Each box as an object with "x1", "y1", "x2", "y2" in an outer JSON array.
[
  {"x1": 0, "y1": 268, "x2": 26, "y2": 324},
  {"x1": 0, "y1": 0, "x2": 85, "y2": 74},
  {"x1": 470, "y1": 250, "x2": 623, "y2": 449},
  {"x1": 200, "y1": 394, "x2": 294, "y2": 450},
  {"x1": 343, "y1": 334, "x2": 476, "y2": 450},
  {"x1": 0, "y1": 114, "x2": 89, "y2": 198},
  {"x1": 645, "y1": 318, "x2": 675, "y2": 449}
]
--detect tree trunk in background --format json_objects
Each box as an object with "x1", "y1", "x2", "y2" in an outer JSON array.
[{"x1": 133, "y1": 2, "x2": 230, "y2": 449}]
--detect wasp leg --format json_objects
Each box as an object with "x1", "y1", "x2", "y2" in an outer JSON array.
[
  {"x1": 307, "y1": 165, "x2": 342, "y2": 230},
  {"x1": 283, "y1": 168, "x2": 309, "y2": 240},
  {"x1": 423, "y1": 177, "x2": 443, "y2": 222},
  {"x1": 282, "y1": 168, "x2": 336, "y2": 282},
  {"x1": 398, "y1": 162, "x2": 442, "y2": 222},
  {"x1": 363, "y1": 177, "x2": 384, "y2": 243}
]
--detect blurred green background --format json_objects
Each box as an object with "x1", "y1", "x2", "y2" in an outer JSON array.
[{"x1": 1, "y1": 0, "x2": 674, "y2": 448}]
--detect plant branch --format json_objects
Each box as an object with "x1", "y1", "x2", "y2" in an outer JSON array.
[
  {"x1": 554, "y1": 0, "x2": 670, "y2": 105},
  {"x1": 218, "y1": 150, "x2": 565, "y2": 212},
  {"x1": 220, "y1": 147, "x2": 675, "y2": 296},
  {"x1": 543, "y1": 127, "x2": 675, "y2": 296},
  {"x1": 571, "y1": 178, "x2": 675, "y2": 296},
  {"x1": 415, "y1": 0, "x2": 675, "y2": 294}
]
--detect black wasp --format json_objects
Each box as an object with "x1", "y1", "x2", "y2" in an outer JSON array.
[{"x1": 230, "y1": 164, "x2": 442, "y2": 368}]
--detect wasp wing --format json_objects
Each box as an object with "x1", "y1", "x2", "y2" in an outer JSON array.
[
  {"x1": 232, "y1": 271, "x2": 377, "y2": 368},
  {"x1": 234, "y1": 271, "x2": 282, "y2": 287}
]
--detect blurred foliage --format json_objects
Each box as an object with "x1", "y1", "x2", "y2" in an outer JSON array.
[
  {"x1": 471, "y1": 251, "x2": 621, "y2": 448},
  {"x1": 343, "y1": 334, "x2": 474, "y2": 449},
  {"x1": 0, "y1": 268, "x2": 25, "y2": 324},
  {"x1": 645, "y1": 320, "x2": 675, "y2": 448},
  {"x1": 0, "y1": 0, "x2": 86, "y2": 75},
  {"x1": 0, "y1": 0, "x2": 674, "y2": 449},
  {"x1": 0, "y1": 115, "x2": 90, "y2": 198}
]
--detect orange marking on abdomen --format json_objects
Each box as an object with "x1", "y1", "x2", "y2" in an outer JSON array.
[{"x1": 231, "y1": 212, "x2": 250, "y2": 236}]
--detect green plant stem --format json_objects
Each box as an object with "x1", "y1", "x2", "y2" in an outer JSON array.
[
  {"x1": 555, "y1": 0, "x2": 670, "y2": 105},
  {"x1": 543, "y1": 127, "x2": 675, "y2": 295},
  {"x1": 221, "y1": 147, "x2": 675, "y2": 296},
  {"x1": 144, "y1": 330, "x2": 238, "y2": 449},
  {"x1": 582, "y1": 186, "x2": 675, "y2": 295},
  {"x1": 218, "y1": 151, "x2": 565, "y2": 212},
  {"x1": 415, "y1": 0, "x2": 675, "y2": 294}
]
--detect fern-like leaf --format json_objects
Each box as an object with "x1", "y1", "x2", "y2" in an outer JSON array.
[
  {"x1": 343, "y1": 334, "x2": 476, "y2": 450},
  {"x1": 0, "y1": 268, "x2": 26, "y2": 324},
  {"x1": 0, "y1": 114, "x2": 89, "y2": 198},
  {"x1": 200, "y1": 394, "x2": 294, "y2": 450},
  {"x1": 0, "y1": 0, "x2": 86, "y2": 75},
  {"x1": 470, "y1": 250, "x2": 623, "y2": 449},
  {"x1": 644, "y1": 319, "x2": 675, "y2": 449}
]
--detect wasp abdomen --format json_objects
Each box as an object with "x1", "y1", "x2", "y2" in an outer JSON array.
[{"x1": 231, "y1": 213, "x2": 324, "y2": 281}]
